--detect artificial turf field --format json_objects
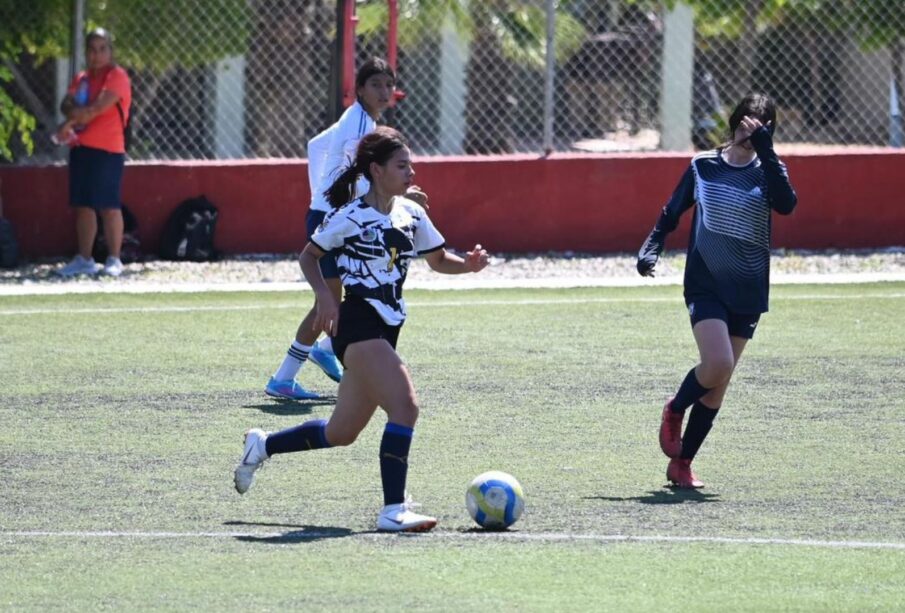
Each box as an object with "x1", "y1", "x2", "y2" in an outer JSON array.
[{"x1": 1, "y1": 282, "x2": 903, "y2": 610}]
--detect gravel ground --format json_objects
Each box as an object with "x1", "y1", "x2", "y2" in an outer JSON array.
[{"x1": 2, "y1": 248, "x2": 904, "y2": 289}]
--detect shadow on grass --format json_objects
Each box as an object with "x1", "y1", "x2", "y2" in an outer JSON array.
[
  {"x1": 243, "y1": 397, "x2": 337, "y2": 415},
  {"x1": 226, "y1": 520, "x2": 354, "y2": 543},
  {"x1": 584, "y1": 489, "x2": 720, "y2": 505}
]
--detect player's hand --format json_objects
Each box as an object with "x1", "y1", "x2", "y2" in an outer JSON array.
[
  {"x1": 735, "y1": 115, "x2": 764, "y2": 145},
  {"x1": 313, "y1": 293, "x2": 340, "y2": 336},
  {"x1": 464, "y1": 244, "x2": 489, "y2": 273},
  {"x1": 748, "y1": 120, "x2": 775, "y2": 152},
  {"x1": 637, "y1": 232, "x2": 664, "y2": 277},
  {"x1": 637, "y1": 252, "x2": 658, "y2": 277},
  {"x1": 406, "y1": 185, "x2": 429, "y2": 210}
]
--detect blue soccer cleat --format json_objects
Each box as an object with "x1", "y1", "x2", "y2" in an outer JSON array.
[
  {"x1": 309, "y1": 344, "x2": 343, "y2": 383},
  {"x1": 265, "y1": 377, "x2": 321, "y2": 400}
]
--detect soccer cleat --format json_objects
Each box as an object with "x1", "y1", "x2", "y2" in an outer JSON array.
[
  {"x1": 57, "y1": 255, "x2": 102, "y2": 277},
  {"x1": 376, "y1": 500, "x2": 438, "y2": 533},
  {"x1": 234, "y1": 428, "x2": 269, "y2": 494},
  {"x1": 659, "y1": 397, "x2": 684, "y2": 459},
  {"x1": 666, "y1": 458, "x2": 704, "y2": 489},
  {"x1": 103, "y1": 256, "x2": 124, "y2": 277},
  {"x1": 265, "y1": 377, "x2": 321, "y2": 400},
  {"x1": 309, "y1": 344, "x2": 343, "y2": 383}
]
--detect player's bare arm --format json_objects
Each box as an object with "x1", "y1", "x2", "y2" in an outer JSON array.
[
  {"x1": 299, "y1": 242, "x2": 340, "y2": 335},
  {"x1": 424, "y1": 243, "x2": 489, "y2": 274}
]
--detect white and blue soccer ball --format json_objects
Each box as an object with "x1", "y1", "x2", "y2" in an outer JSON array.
[{"x1": 466, "y1": 471, "x2": 525, "y2": 530}]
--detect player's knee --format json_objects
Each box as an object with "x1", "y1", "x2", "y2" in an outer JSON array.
[
  {"x1": 699, "y1": 357, "x2": 734, "y2": 387},
  {"x1": 386, "y1": 398, "x2": 419, "y2": 428}
]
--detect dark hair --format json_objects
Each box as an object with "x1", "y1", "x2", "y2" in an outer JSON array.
[
  {"x1": 325, "y1": 127, "x2": 408, "y2": 208},
  {"x1": 727, "y1": 93, "x2": 776, "y2": 141},
  {"x1": 356, "y1": 57, "x2": 395, "y2": 90},
  {"x1": 86, "y1": 27, "x2": 113, "y2": 48}
]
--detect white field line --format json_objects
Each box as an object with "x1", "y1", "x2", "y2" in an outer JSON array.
[
  {"x1": 1, "y1": 272, "x2": 904, "y2": 297},
  {"x1": 1, "y1": 292, "x2": 904, "y2": 317},
  {"x1": 1, "y1": 530, "x2": 904, "y2": 550}
]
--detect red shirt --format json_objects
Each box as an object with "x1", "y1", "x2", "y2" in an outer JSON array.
[{"x1": 67, "y1": 65, "x2": 132, "y2": 154}]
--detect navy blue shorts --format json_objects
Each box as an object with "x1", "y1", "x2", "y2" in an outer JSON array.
[
  {"x1": 332, "y1": 295, "x2": 401, "y2": 366},
  {"x1": 687, "y1": 296, "x2": 761, "y2": 339},
  {"x1": 69, "y1": 146, "x2": 125, "y2": 209},
  {"x1": 306, "y1": 209, "x2": 339, "y2": 279}
]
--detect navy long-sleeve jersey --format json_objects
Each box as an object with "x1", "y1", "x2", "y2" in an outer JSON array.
[{"x1": 651, "y1": 130, "x2": 797, "y2": 314}]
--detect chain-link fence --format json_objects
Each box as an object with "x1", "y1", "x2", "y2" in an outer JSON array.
[{"x1": 2, "y1": 0, "x2": 903, "y2": 164}]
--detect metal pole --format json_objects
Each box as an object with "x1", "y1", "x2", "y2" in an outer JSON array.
[
  {"x1": 327, "y1": 0, "x2": 346, "y2": 124},
  {"x1": 542, "y1": 0, "x2": 555, "y2": 155},
  {"x1": 341, "y1": 0, "x2": 358, "y2": 108},
  {"x1": 71, "y1": 0, "x2": 86, "y2": 78}
]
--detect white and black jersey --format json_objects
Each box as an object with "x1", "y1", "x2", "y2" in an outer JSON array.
[
  {"x1": 652, "y1": 131, "x2": 797, "y2": 314},
  {"x1": 311, "y1": 197, "x2": 445, "y2": 326}
]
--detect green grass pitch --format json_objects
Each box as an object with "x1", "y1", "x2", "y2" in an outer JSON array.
[{"x1": 1, "y1": 283, "x2": 904, "y2": 610}]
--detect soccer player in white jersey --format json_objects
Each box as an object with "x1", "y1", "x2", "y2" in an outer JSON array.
[
  {"x1": 265, "y1": 58, "x2": 428, "y2": 401},
  {"x1": 636, "y1": 93, "x2": 798, "y2": 488},
  {"x1": 236, "y1": 127, "x2": 490, "y2": 531}
]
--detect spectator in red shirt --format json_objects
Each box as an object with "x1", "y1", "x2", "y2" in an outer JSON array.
[{"x1": 56, "y1": 28, "x2": 132, "y2": 277}]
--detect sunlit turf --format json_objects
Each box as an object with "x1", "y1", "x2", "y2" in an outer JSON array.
[{"x1": 1, "y1": 283, "x2": 903, "y2": 610}]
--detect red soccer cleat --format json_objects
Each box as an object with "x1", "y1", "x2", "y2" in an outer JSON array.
[
  {"x1": 659, "y1": 398, "x2": 684, "y2": 459},
  {"x1": 666, "y1": 458, "x2": 704, "y2": 488}
]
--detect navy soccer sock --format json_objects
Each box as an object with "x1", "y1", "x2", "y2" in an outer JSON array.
[
  {"x1": 680, "y1": 401, "x2": 720, "y2": 460},
  {"x1": 671, "y1": 367, "x2": 712, "y2": 413},
  {"x1": 380, "y1": 423, "x2": 413, "y2": 506},
  {"x1": 265, "y1": 418, "x2": 331, "y2": 456}
]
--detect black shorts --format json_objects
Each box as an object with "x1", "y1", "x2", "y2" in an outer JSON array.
[
  {"x1": 69, "y1": 146, "x2": 125, "y2": 209},
  {"x1": 332, "y1": 295, "x2": 402, "y2": 366},
  {"x1": 687, "y1": 296, "x2": 761, "y2": 339},
  {"x1": 306, "y1": 209, "x2": 339, "y2": 279}
]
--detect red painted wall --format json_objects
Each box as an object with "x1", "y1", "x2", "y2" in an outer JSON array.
[{"x1": 1, "y1": 150, "x2": 903, "y2": 258}]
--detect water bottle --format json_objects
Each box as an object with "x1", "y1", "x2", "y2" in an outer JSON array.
[{"x1": 74, "y1": 77, "x2": 90, "y2": 107}]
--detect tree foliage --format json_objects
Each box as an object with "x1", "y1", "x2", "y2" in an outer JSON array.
[
  {"x1": 0, "y1": 0, "x2": 249, "y2": 161},
  {"x1": 357, "y1": 0, "x2": 586, "y2": 68},
  {"x1": 652, "y1": 0, "x2": 905, "y2": 50}
]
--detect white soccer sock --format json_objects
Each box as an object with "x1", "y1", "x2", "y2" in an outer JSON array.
[
  {"x1": 317, "y1": 336, "x2": 334, "y2": 354},
  {"x1": 274, "y1": 341, "x2": 312, "y2": 381}
]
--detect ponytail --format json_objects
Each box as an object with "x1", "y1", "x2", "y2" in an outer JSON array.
[
  {"x1": 325, "y1": 161, "x2": 366, "y2": 209},
  {"x1": 323, "y1": 126, "x2": 409, "y2": 208}
]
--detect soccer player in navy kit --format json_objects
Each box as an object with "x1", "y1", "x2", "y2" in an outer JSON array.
[
  {"x1": 637, "y1": 93, "x2": 798, "y2": 488},
  {"x1": 235, "y1": 127, "x2": 490, "y2": 531}
]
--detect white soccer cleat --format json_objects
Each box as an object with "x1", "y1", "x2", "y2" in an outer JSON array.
[
  {"x1": 376, "y1": 500, "x2": 437, "y2": 533},
  {"x1": 234, "y1": 428, "x2": 269, "y2": 494},
  {"x1": 103, "y1": 256, "x2": 124, "y2": 277},
  {"x1": 57, "y1": 255, "x2": 102, "y2": 277}
]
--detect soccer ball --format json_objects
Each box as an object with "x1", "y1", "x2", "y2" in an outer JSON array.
[{"x1": 466, "y1": 471, "x2": 525, "y2": 530}]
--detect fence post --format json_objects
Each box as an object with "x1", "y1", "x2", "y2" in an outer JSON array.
[
  {"x1": 327, "y1": 0, "x2": 347, "y2": 124},
  {"x1": 891, "y1": 78, "x2": 903, "y2": 148},
  {"x1": 658, "y1": 1, "x2": 694, "y2": 151},
  {"x1": 71, "y1": 0, "x2": 85, "y2": 79},
  {"x1": 542, "y1": 0, "x2": 556, "y2": 155}
]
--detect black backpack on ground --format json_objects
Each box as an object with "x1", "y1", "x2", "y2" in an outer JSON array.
[
  {"x1": 94, "y1": 204, "x2": 142, "y2": 263},
  {"x1": 0, "y1": 217, "x2": 19, "y2": 269},
  {"x1": 159, "y1": 196, "x2": 219, "y2": 261}
]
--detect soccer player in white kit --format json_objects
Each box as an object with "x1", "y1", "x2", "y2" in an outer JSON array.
[
  {"x1": 236, "y1": 127, "x2": 489, "y2": 531},
  {"x1": 265, "y1": 58, "x2": 427, "y2": 400}
]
